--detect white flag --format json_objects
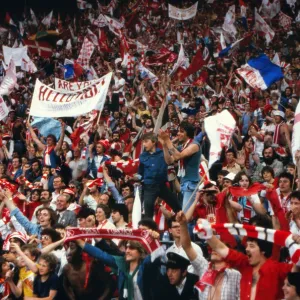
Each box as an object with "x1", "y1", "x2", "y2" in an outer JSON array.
[
  {"x1": 169, "y1": 43, "x2": 189, "y2": 76},
  {"x1": 223, "y1": 5, "x2": 237, "y2": 37},
  {"x1": 42, "y1": 11, "x2": 53, "y2": 28},
  {"x1": 0, "y1": 61, "x2": 17, "y2": 96},
  {"x1": 2, "y1": 45, "x2": 28, "y2": 66},
  {"x1": 272, "y1": 53, "x2": 280, "y2": 67},
  {"x1": 21, "y1": 54, "x2": 37, "y2": 73},
  {"x1": 66, "y1": 39, "x2": 72, "y2": 50},
  {"x1": 220, "y1": 32, "x2": 226, "y2": 50},
  {"x1": 30, "y1": 9, "x2": 38, "y2": 26},
  {"x1": 205, "y1": 110, "x2": 236, "y2": 168},
  {"x1": 254, "y1": 9, "x2": 274, "y2": 44},
  {"x1": 19, "y1": 22, "x2": 24, "y2": 37},
  {"x1": 259, "y1": 0, "x2": 280, "y2": 19},
  {"x1": 0, "y1": 96, "x2": 9, "y2": 121},
  {"x1": 87, "y1": 29, "x2": 99, "y2": 46},
  {"x1": 132, "y1": 187, "x2": 142, "y2": 229},
  {"x1": 292, "y1": 101, "x2": 300, "y2": 164}
]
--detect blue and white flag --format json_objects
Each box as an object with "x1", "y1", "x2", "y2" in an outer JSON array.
[
  {"x1": 219, "y1": 34, "x2": 252, "y2": 57},
  {"x1": 236, "y1": 54, "x2": 283, "y2": 90},
  {"x1": 31, "y1": 117, "x2": 61, "y2": 141},
  {"x1": 138, "y1": 63, "x2": 158, "y2": 84},
  {"x1": 63, "y1": 64, "x2": 74, "y2": 80}
]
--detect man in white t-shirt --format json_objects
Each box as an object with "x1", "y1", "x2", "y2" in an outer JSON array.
[
  {"x1": 166, "y1": 218, "x2": 203, "y2": 274},
  {"x1": 111, "y1": 71, "x2": 125, "y2": 112}
]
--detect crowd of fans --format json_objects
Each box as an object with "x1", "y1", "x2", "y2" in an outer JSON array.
[{"x1": 0, "y1": 0, "x2": 299, "y2": 299}]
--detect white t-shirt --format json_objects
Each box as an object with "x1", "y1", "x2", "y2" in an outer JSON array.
[
  {"x1": 83, "y1": 195, "x2": 97, "y2": 211},
  {"x1": 113, "y1": 76, "x2": 125, "y2": 94},
  {"x1": 166, "y1": 242, "x2": 203, "y2": 274}
]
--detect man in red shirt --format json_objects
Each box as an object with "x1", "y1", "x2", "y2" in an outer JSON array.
[{"x1": 197, "y1": 221, "x2": 299, "y2": 300}]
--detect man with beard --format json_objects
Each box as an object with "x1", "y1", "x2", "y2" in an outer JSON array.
[
  {"x1": 31, "y1": 190, "x2": 54, "y2": 223},
  {"x1": 195, "y1": 217, "x2": 299, "y2": 300},
  {"x1": 62, "y1": 241, "x2": 114, "y2": 300},
  {"x1": 253, "y1": 146, "x2": 284, "y2": 180},
  {"x1": 176, "y1": 212, "x2": 241, "y2": 300}
]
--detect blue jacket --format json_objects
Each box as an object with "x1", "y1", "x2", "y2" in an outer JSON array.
[
  {"x1": 83, "y1": 243, "x2": 162, "y2": 300},
  {"x1": 138, "y1": 148, "x2": 168, "y2": 184}
]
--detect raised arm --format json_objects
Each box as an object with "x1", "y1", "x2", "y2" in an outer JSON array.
[
  {"x1": 54, "y1": 123, "x2": 66, "y2": 152},
  {"x1": 26, "y1": 122, "x2": 46, "y2": 151}
]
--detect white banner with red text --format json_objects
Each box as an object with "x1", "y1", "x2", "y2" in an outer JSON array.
[
  {"x1": 30, "y1": 72, "x2": 112, "y2": 117},
  {"x1": 168, "y1": 2, "x2": 198, "y2": 20}
]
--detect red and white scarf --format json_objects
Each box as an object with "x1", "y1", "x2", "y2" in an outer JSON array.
[
  {"x1": 154, "y1": 201, "x2": 173, "y2": 231},
  {"x1": 178, "y1": 138, "x2": 193, "y2": 177},
  {"x1": 65, "y1": 228, "x2": 160, "y2": 253},
  {"x1": 194, "y1": 222, "x2": 300, "y2": 266},
  {"x1": 273, "y1": 121, "x2": 283, "y2": 144},
  {"x1": 44, "y1": 146, "x2": 55, "y2": 166}
]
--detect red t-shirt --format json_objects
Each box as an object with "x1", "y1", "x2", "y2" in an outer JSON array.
[{"x1": 225, "y1": 248, "x2": 292, "y2": 300}]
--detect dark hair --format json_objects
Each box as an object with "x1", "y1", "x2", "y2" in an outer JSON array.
[
  {"x1": 278, "y1": 172, "x2": 294, "y2": 188},
  {"x1": 246, "y1": 238, "x2": 273, "y2": 258},
  {"x1": 120, "y1": 183, "x2": 134, "y2": 193},
  {"x1": 39, "y1": 253, "x2": 58, "y2": 273},
  {"x1": 53, "y1": 223, "x2": 66, "y2": 230},
  {"x1": 138, "y1": 218, "x2": 158, "y2": 231},
  {"x1": 111, "y1": 204, "x2": 128, "y2": 222},
  {"x1": 77, "y1": 206, "x2": 95, "y2": 219},
  {"x1": 96, "y1": 204, "x2": 111, "y2": 219},
  {"x1": 37, "y1": 207, "x2": 57, "y2": 227},
  {"x1": 233, "y1": 171, "x2": 251, "y2": 186},
  {"x1": 46, "y1": 134, "x2": 57, "y2": 144},
  {"x1": 225, "y1": 148, "x2": 237, "y2": 158},
  {"x1": 287, "y1": 272, "x2": 300, "y2": 296},
  {"x1": 249, "y1": 214, "x2": 273, "y2": 229},
  {"x1": 21, "y1": 244, "x2": 40, "y2": 260},
  {"x1": 286, "y1": 163, "x2": 296, "y2": 170},
  {"x1": 263, "y1": 146, "x2": 275, "y2": 159},
  {"x1": 261, "y1": 166, "x2": 275, "y2": 178},
  {"x1": 217, "y1": 170, "x2": 229, "y2": 177},
  {"x1": 179, "y1": 121, "x2": 194, "y2": 138},
  {"x1": 142, "y1": 132, "x2": 158, "y2": 143},
  {"x1": 0, "y1": 257, "x2": 7, "y2": 276},
  {"x1": 167, "y1": 215, "x2": 177, "y2": 229},
  {"x1": 41, "y1": 228, "x2": 61, "y2": 243},
  {"x1": 290, "y1": 191, "x2": 300, "y2": 201}
]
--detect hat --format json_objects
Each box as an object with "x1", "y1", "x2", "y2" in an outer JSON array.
[
  {"x1": 8, "y1": 231, "x2": 28, "y2": 244},
  {"x1": 224, "y1": 172, "x2": 235, "y2": 181},
  {"x1": 273, "y1": 110, "x2": 285, "y2": 119},
  {"x1": 166, "y1": 252, "x2": 190, "y2": 270},
  {"x1": 97, "y1": 139, "x2": 110, "y2": 151},
  {"x1": 115, "y1": 58, "x2": 122, "y2": 64},
  {"x1": 287, "y1": 272, "x2": 300, "y2": 296},
  {"x1": 2, "y1": 133, "x2": 11, "y2": 140},
  {"x1": 63, "y1": 188, "x2": 75, "y2": 196},
  {"x1": 199, "y1": 180, "x2": 217, "y2": 192}
]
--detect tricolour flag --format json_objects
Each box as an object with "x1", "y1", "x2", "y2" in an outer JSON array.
[
  {"x1": 236, "y1": 54, "x2": 283, "y2": 90},
  {"x1": 219, "y1": 33, "x2": 252, "y2": 58}
]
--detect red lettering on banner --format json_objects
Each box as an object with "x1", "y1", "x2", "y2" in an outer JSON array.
[
  {"x1": 59, "y1": 94, "x2": 67, "y2": 102},
  {"x1": 76, "y1": 82, "x2": 83, "y2": 89},
  {"x1": 65, "y1": 94, "x2": 74, "y2": 103},
  {"x1": 69, "y1": 83, "x2": 74, "y2": 91},
  {"x1": 38, "y1": 86, "x2": 49, "y2": 101},
  {"x1": 46, "y1": 90, "x2": 53, "y2": 101},
  {"x1": 52, "y1": 92, "x2": 60, "y2": 102},
  {"x1": 58, "y1": 79, "x2": 63, "y2": 90},
  {"x1": 63, "y1": 81, "x2": 69, "y2": 90}
]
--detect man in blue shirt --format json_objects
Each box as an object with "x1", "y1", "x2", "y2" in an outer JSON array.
[{"x1": 138, "y1": 133, "x2": 181, "y2": 218}]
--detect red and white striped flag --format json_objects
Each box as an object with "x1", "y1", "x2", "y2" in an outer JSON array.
[
  {"x1": 278, "y1": 11, "x2": 292, "y2": 30},
  {"x1": 77, "y1": 37, "x2": 95, "y2": 68},
  {"x1": 105, "y1": 159, "x2": 140, "y2": 176}
]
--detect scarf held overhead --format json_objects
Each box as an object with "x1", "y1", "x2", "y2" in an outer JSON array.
[{"x1": 65, "y1": 228, "x2": 160, "y2": 253}]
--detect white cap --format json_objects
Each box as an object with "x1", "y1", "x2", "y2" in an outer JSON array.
[
  {"x1": 273, "y1": 110, "x2": 285, "y2": 119},
  {"x1": 224, "y1": 172, "x2": 235, "y2": 181}
]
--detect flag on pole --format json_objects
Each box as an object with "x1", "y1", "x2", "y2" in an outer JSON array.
[
  {"x1": 77, "y1": 37, "x2": 95, "y2": 68},
  {"x1": 292, "y1": 101, "x2": 300, "y2": 164},
  {"x1": 87, "y1": 29, "x2": 99, "y2": 46},
  {"x1": 138, "y1": 63, "x2": 158, "y2": 84},
  {"x1": 41, "y1": 11, "x2": 53, "y2": 29},
  {"x1": 169, "y1": 43, "x2": 189, "y2": 76},
  {"x1": 21, "y1": 54, "x2": 37, "y2": 73},
  {"x1": 223, "y1": 5, "x2": 237, "y2": 37},
  {"x1": 254, "y1": 9, "x2": 274, "y2": 44},
  {"x1": 5, "y1": 13, "x2": 16, "y2": 27},
  {"x1": 236, "y1": 54, "x2": 283, "y2": 90},
  {"x1": 219, "y1": 33, "x2": 252, "y2": 57},
  {"x1": 259, "y1": 0, "x2": 280, "y2": 19},
  {"x1": 0, "y1": 61, "x2": 17, "y2": 96},
  {"x1": 278, "y1": 11, "x2": 292, "y2": 30},
  {"x1": 132, "y1": 187, "x2": 142, "y2": 229},
  {"x1": 30, "y1": 9, "x2": 38, "y2": 26}
]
